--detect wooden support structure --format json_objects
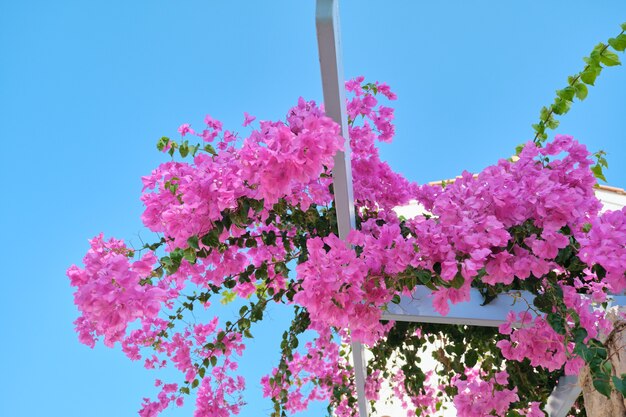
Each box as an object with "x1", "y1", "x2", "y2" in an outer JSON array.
[{"x1": 315, "y1": 1, "x2": 368, "y2": 416}]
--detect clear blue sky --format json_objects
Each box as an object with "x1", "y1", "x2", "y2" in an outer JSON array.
[{"x1": 1, "y1": 1, "x2": 624, "y2": 417}]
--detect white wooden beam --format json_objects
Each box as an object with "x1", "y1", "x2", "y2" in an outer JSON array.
[
  {"x1": 383, "y1": 287, "x2": 626, "y2": 329},
  {"x1": 315, "y1": 1, "x2": 368, "y2": 416},
  {"x1": 382, "y1": 287, "x2": 535, "y2": 327}
]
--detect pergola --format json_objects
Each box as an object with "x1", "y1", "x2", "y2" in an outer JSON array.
[{"x1": 314, "y1": 1, "x2": 626, "y2": 416}]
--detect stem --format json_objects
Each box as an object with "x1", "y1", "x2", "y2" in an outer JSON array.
[{"x1": 532, "y1": 28, "x2": 625, "y2": 144}]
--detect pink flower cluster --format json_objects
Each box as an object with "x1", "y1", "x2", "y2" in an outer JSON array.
[
  {"x1": 138, "y1": 321, "x2": 247, "y2": 417},
  {"x1": 67, "y1": 234, "x2": 167, "y2": 347},
  {"x1": 240, "y1": 98, "x2": 341, "y2": 205},
  {"x1": 193, "y1": 359, "x2": 246, "y2": 417},
  {"x1": 497, "y1": 312, "x2": 568, "y2": 371},
  {"x1": 562, "y1": 284, "x2": 612, "y2": 343},
  {"x1": 452, "y1": 369, "x2": 518, "y2": 417},
  {"x1": 496, "y1": 285, "x2": 612, "y2": 377},
  {"x1": 141, "y1": 98, "x2": 341, "y2": 247},
  {"x1": 294, "y1": 233, "x2": 398, "y2": 345},
  {"x1": 347, "y1": 77, "x2": 419, "y2": 211},
  {"x1": 68, "y1": 78, "x2": 626, "y2": 417},
  {"x1": 409, "y1": 135, "x2": 601, "y2": 315},
  {"x1": 139, "y1": 381, "x2": 182, "y2": 417},
  {"x1": 261, "y1": 330, "x2": 353, "y2": 416},
  {"x1": 578, "y1": 207, "x2": 626, "y2": 293},
  {"x1": 389, "y1": 369, "x2": 441, "y2": 417}
]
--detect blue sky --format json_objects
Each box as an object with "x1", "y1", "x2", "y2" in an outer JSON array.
[{"x1": 1, "y1": 1, "x2": 624, "y2": 417}]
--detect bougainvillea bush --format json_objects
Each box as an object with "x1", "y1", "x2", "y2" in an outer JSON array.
[{"x1": 68, "y1": 32, "x2": 626, "y2": 417}]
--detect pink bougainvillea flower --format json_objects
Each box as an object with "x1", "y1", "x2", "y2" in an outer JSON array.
[
  {"x1": 242, "y1": 112, "x2": 256, "y2": 127},
  {"x1": 177, "y1": 123, "x2": 194, "y2": 137}
]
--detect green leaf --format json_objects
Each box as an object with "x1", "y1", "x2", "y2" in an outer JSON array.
[
  {"x1": 591, "y1": 164, "x2": 607, "y2": 182},
  {"x1": 204, "y1": 144, "x2": 217, "y2": 155},
  {"x1": 581, "y1": 67, "x2": 598, "y2": 85},
  {"x1": 191, "y1": 379, "x2": 199, "y2": 389},
  {"x1": 187, "y1": 235, "x2": 199, "y2": 250},
  {"x1": 621, "y1": 22, "x2": 626, "y2": 31},
  {"x1": 179, "y1": 141, "x2": 189, "y2": 157},
  {"x1": 574, "y1": 342, "x2": 593, "y2": 362},
  {"x1": 416, "y1": 269, "x2": 432, "y2": 285},
  {"x1": 584, "y1": 55, "x2": 598, "y2": 67},
  {"x1": 557, "y1": 86, "x2": 575, "y2": 101},
  {"x1": 249, "y1": 198, "x2": 264, "y2": 213},
  {"x1": 449, "y1": 274, "x2": 464, "y2": 289},
  {"x1": 391, "y1": 295, "x2": 401, "y2": 304},
  {"x1": 262, "y1": 231, "x2": 277, "y2": 246},
  {"x1": 612, "y1": 375, "x2": 626, "y2": 396},
  {"x1": 157, "y1": 136, "x2": 170, "y2": 151},
  {"x1": 574, "y1": 82, "x2": 588, "y2": 100},
  {"x1": 573, "y1": 327, "x2": 588, "y2": 344},
  {"x1": 198, "y1": 367, "x2": 206, "y2": 378},
  {"x1": 201, "y1": 229, "x2": 220, "y2": 247},
  {"x1": 589, "y1": 340, "x2": 608, "y2": 360},
  {"x1": 552, "y1": 98, "x2": 570, "y2": 115},
  {"x1": 547, "y1": 312, "x2": 566, "y2": 335},
  {"x1": 546, "y1": 117, "x2": 560, "y2": 129},
  {"x1": 593, "y1": 376, "x2": 612, "y2": 398},
  {"x1": 594, "y1": 150, "x2": 608, "y2": 168},
  {"x1": 220, "y1": 290, "x2": 236, "y2": 305},
  {"x1": 256, "y1": 263, "x2": 268, "y2": 280},
  {"x1": 533, "y1": 293, "x2": 551, "y2": 311},
  {"x1": 183, "y1": 247, "x2": 197, "y2": 263},
  {"x1": 608, "y1": 33, "x2": 626, "y2": 51},
  {"x1": 465, "y1": 350, "x2": 478, "y2": 368},
  {"x1": 600, "y1": 50, "x2": 621, "y2": 67},
  {"x1": 592, "y1": 42, "x2": 606, "y2": 53}
]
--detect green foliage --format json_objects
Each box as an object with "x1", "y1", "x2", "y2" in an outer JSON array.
[
  {"x1": 269, "y1": 307, "x2": 311, "y2": 417},
  {"x1": 529, "y1": 22, "x2": 625, "y2": 182},
  {"x1": 612, "y1": 375, "x2": 626, "y2": 396}
]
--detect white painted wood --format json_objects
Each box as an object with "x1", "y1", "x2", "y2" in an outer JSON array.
[
  {"x1": 596, "y1": 188, "x2": 626, "y2": 213},
  {"x1": 315, "y1": 1, "x2": 367, "y2": 416},
  {"x1": 315, "y1": 0, "x2": 354, "y2": 239},
  {"x1": 545, "y1": 376, "x2": 582, "y2": 417},
  {"x1": 384, "y1": 287, "x2": 626, "y2": 328},
  {"x1": 382, "y1": 287, "x2": 535, "y2": 327}
]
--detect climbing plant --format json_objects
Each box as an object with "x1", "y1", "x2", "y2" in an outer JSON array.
[{"x1": 68, "y1": 23, "x2": 626, "y2": 417}]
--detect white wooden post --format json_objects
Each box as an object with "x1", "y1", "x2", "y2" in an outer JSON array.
[{"x1": 315, "y1": 1, "x2": 369, "y2": 416}]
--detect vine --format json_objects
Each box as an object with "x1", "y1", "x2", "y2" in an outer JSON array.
[{"x1": 67, "y1": 23, "x2": 626, "y2": 417}]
